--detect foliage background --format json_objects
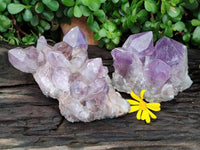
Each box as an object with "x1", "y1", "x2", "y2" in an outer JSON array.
[{"x1": 0, "y1": 0, "x2": 200, "y2": 49}]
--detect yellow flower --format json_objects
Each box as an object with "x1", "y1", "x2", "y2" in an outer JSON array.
[{"x1": 127, "y1": 90, "x2": 161, "y2": 124}]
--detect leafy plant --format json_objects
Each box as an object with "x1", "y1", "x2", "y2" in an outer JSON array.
[{"x1": 0, "y1": 0, "x2": 200, "y2": 49}]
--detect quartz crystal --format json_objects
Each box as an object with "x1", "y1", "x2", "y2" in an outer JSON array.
[
  {"x1": 112, "y1": 32, "x2": 193, "y2": 102},
  {"x1": 8, "y1": 26, "x2": 130, "y2": 122}
]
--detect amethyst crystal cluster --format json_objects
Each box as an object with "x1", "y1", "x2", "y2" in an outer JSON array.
[
  {"x1": 8, "y1": 27, "x2": 130, "y2": 122},
  {"x1": 112, "y1": 31, "x2": 193, "y2": 102}
]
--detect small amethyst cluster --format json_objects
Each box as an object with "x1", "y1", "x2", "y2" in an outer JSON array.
[
  {"x1": 111, "y1": 31, "x2": 193, "y2": 102},
  {"x1": 8, "y1": 27, "x2": 130, "y2": 122}
]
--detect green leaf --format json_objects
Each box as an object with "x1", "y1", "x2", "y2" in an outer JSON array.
[
  {"x1": 7, "y1": 3, "x2": 26, "y2": 14},
  {"x1": 167, "y1": 6, "x2": 180, "y2": 18},
  {"x1": 38, "y1": 26, "x2": 44, "y2": 34},
  {"x1": 103, "y1": 21, "x2": 116, "y2": 32},
  {"x1": 93, "y1": 32, "x2": 101, "y2": 40},
  {"x1": 30, "y1": 15, "x2": 39, "y2": 26},
  {"x1": 62, "y1": 0, "x2": 75, "y2": 7},
  {"x1": 0, "y1": 15, "x2": 11, "y2": 32},
  {"x1": 98, "y1": 39, "x2": 105, "y2": 48},
  {"x1": 161, "y1": 1, "x2": 166, "y2": 14},
  {"x1": 183, "y1": 32, "x2": 191, "y2": 42},
  {"x1": 16, "y1": 14, "x2": 22, "y2": 22},
  {"x1": 100, "y1": 0, "x2": 106, "y2": 3},
  {"x1": 104, "y1": 38, "x2": 110, "y2": 43},
  {"x1": 35, "y1": 2, "x2": 44, "y2": 14},
  {"x1": 192, "y1": 26, "x2": 200, "y2": 44},
  {"x1": 87, "y1": 14, "x2": 94, "y2": 24},
  {"x1": 88, "y1": 0, "x2": 101, "y2": 11},
  {"x1": 5, "y1": 0, "x2": 11, "y2": 4},
  {"x1": 162, "y1": 14, "x2": 169, "y2": 24},
  {"x1": 106, "y1": 42, "x2": 115, "y2": 50},
  {"x1": 94, "y1": 9, "x2": 106, "y2": 23},
  {"x1": 121, "y1": 2, "x2": 129, "y2": 14},
  {"x1": 89, "y1": 21, "x2": 100, "y2": 32},
  {"x1": 113, "y1": 18, "x2": 121, "y2": 25},
  {"x1": 45, "y1": 0, "x2": 59, "y2": 11},
  {"x1": 191, "y1": 19, "x2": 200, "y2": 26},
  {"x1": 22, "y1": 0, "x2": 30, "y2": 4},
  {"x1": 137, "y1": 9, "x2": 148, "y2": 24},
  {"x1": 198, "y1": 11, "x2": 200, "y2": 20},
  {"x1": 164, "y1": 26, "x2": 173, "y2": 37},
  {"x1": 81, "y1": 0, "x2": 89, "y2": 6},
  {"x1": 98, "y1": 28, "x2": 107, "y2": 37},
  {"x1": 56, "y1": 8, "x2": 64, "y2": 18},
  {"x1": 76, "y1": 0, "x2": 82, "y2": 5},
  {"x1": 74, "y1": 5, "x2": 82, "y2": 18},
  {"x1": 144, "y1": 0, "x2": 158, "y2": 14},
  {"x1": 42, "y1": 11, "x2": 54, "y2": 21},
  {"x1": 30, "y1": 0, "x2": 37, "y2": 5},
  {"x1": 130, "y1": 24, "x2": 141, "y2": 33},
  {"x1": 112, "y1": 36, "x2": 120, "y2": 45},
  {"x1": 112, "y1": 0, "x2": 119, "y2": 3},
  {"x1": 42, "y1": 0, "x2": 51, "y2": 5},
  {"x1": 173, "y1": 21, "x2": 185, "y2": 31},
  {"x1": 0, "y1": 0, "x2": 6, "y2": 12},
  {"x1": 113, "y1": 10, "x2": 121, "y2": 18},
  {"x1": 40, "y1": 20, "x2": 51, "y2": 30},
  {"x1": 23, "y1": 9, "x2": 33, "y2": 22},
  {"x1": 183, "y1": 0, "x2": 199, "y2": 10},
  {"x1": 67, "y1": 7, "x2": 74, "y2": 18},
  {"x1": 80, "y1": 5, "x2": 91, "y2": 17},
  {"x1": 9, "y1": 39, "x2": 15, "y2": 45},
  {"x1": 22, "y1": 34, "x2": 37, "y2": 45}
]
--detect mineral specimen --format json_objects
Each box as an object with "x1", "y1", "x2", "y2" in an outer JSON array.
[
  {"x1": 8, "y1": 26, "x2": 130, "y2": 122},
  {"x1": 112, "y1": 31, "x2": 193, "y2": 102}
]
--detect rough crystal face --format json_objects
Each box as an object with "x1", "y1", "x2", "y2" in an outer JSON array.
[
  {"x1": 112, "y1": 32, "x2": 193, "y2": 102},
  {"x1": 63, "y1": 26, "x2": 88, "y2": 51},
  {"x1": 123, "y1": 31, "x2": 154, "y2": 60},
  {"x1": 8, "y1": 26, "x2": 130, "y2": 122}
]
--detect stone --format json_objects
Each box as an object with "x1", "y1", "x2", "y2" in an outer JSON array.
[
  {"x1": 123, "y1": 31, "x2": 154, "y2": 61},
  {"x1": 112, "y1": 32, "x2": 193, "y2": 102},
  {"x1": 63, "y1": 26, "x2": 88, "y2": 51},
  {"x1": 8, "y1": 26, "x2": 130, "y2": 122}
]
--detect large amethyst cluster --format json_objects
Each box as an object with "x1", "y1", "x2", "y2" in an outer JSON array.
[
  {"x1": 112, "y1": 31, "x2": 193, "y2": 102},
  {"x1": 8, "y1": 27, "x2": 130, "y2": 122}
]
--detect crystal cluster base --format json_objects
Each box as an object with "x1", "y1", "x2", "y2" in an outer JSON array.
[
  {"x1": 111, "y1": 32, "x2": 193, "y2": 102},
  {"x1": 8, "y1": 27, "x2": 130, "y2": 122}
]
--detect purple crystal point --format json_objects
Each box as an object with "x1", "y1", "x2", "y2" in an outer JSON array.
[
  {"x1": 8, "y1": 26, "x2": 130, "y2": 122},
  {"x1": 111, "y1": 48, "x2": 133, "y2": 77},
  {"x1": 152, "y1": 36, "x2": 186, "y2": 66},
  {"x1": 63, "y1": 26, "x2": 88, "y2": 51},
  {"x1": 144, "y1": 59, "x2": 171, "y2": 94},
  {"x1": 36, "y1": 36, "x2": 47, "y2": 51},
  {"x1": 123, "y1": 31, "x2": 154, "y2": 59},
  {"x1": 112, "y1": 32, "x2": 193, "y2": 102},
  {"x1": 8, "y1": 46, "x2": 39, "y2": 73}
]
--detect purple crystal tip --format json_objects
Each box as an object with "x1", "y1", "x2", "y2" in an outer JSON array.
[
  {"x1": 63, "y1": 26, "x2": 88, "y2": 51},
  {"x1": 112, "y1": 32, "x2": 193, "y2": 102}
]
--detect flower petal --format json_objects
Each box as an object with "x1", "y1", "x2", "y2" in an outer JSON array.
[
  {"x1": 129, "y1": 106, "x2": 139, "y2": 113},
  {"x1": 142, "y1": 110, "x2": 150, "y2": 123},
  {"x1": 127, "y1": 99, "x2": 139, "y2": 105},
  {"x1": 147, "y1": 109, "x2": 157, "y2": 119},
  {"x1": 130, "y1": 91, "x2": 142, "y2": 102},
  {"x1": 140, "y1": 89, "x2": 146, "y2": 100},
  {"x1": 136, "y1": 109, "x2": 142, "y2": 120},
  {"x1": 145, "y1": 114, "x2": 151, "y2": 124},
  {"x1": 147, "y1": 103, "x2": 161, "y2": 111}
]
